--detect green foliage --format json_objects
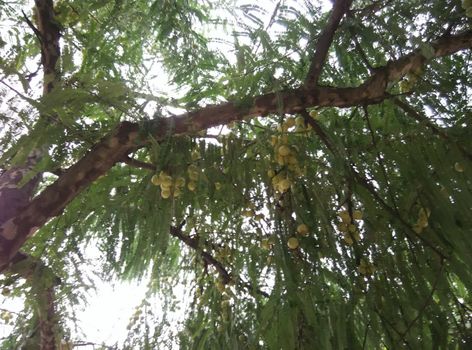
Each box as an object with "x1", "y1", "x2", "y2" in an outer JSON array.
[{"x1": 1, "y1": 0, "x2": 472, "y2": 349}]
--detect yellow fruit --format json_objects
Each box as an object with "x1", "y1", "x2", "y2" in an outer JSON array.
[
  {"x1": 287, "y1": 237, "x2": 299, "y2": 249},
  {"x1": 352, "y1": 230, "x2": 361, "y2": 242},
  {"x1": 187, "y1": 181, "x2": 197, "y2": 192},
  {"x1": 343, "y1": 233, "x2": 354, "y2": 245},
  {"x1": 279, "y1": 135, "x2": 289, "y2": 144},
  {"x1": 242, "y1": 209, "x2": 253, "y2": 217},
  {"x1": 216, "y1": 281, "x2": 226, "y2": 293},
  {"x1": 161, "y1": 189, "x2": 171, "y2": 199},
  {"x1": 1, "y1": 288, "x2": 10, "y2": 296},
  {"x1": 348, "y1": 224, "x2": 357, "y2": 233},
  {"x1": 261, "y1": 239, "x2": 271, "y2": 250},
  {"x1": 276, "y1": 154, "x2": 286, "y2": 166},
  {"x1": 338, "y1": 210, "x2": 351, "y2": 223},
  {"x1": 161, "y1": 175, "x2": 173, "y2": 187},
  {"x1": 270, "y1": 135, "x2": 278, "y2": 146},
  {"x1": 174, "y1": 188, "x2": 182, "y2": 197},
  {"x1": 278, "y1": 145, "x2": 291, "y2": 157},
  {"x1": 309, "y1": 110, "x2": 318, "y2": 119},
  {"x1": 295, "y1": 116, "x2": 305, "y2": 127},
  {"x1": 151, "y1": 174, "x2": 161, "y2": 186},
  {"x1": 297, "y1": 224, "x2": 309, "y2": 236},
  {"x1": 277, "y1": 178, "x2": 291, "y2": 192},
  {"x1": 191, "y1": 149, "x2": 201, "y2": 160},
  {"x1": 412, "y1": 223, "x2": 423, "y2": 234},
  {"x1": 267, "y1": 169, "x2": 275, "y2": 178},
  {"x1": 284, "y1": 117, "x2": 296, "y2": 128},
  {"x1": 176, "y1": 177, "x2": 186, "y2": 187},
  {"x1": 337, "y1": 223, "x2": 348, "y2": 232},
  {"x1": 188, "y1": 164, "x2": 198, "y2": 173},
  {"x1": 255, "y1": 214, "x2": 264, "y2": 221},
  {"x1": 215, "y1": 182, "x2": 222, "y2": 190},
  {"x1": 352, "y1": 210, "x2": 363, "y2": 220},
  {"x1": 454, "y1": 162, "x2": 464, "y2": 172},
  {"x1": 287, "y1": 155, "x2": 298, "y2": 165}
]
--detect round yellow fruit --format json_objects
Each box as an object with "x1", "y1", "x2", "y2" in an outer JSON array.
[
  {"x1": 338, "y1": 210, "x2": 351, "y2": 223},
  {"x1": 151, "y1": 174, "x2": 161, "y2": 186},
  {"x1": 267, "y1": 169, "x2": 275, "y2": 178},
  {"x1": 215, "y1": 182, "x2": 222, "y2": 190},
  {"x1": 284, "y1": 117, "x2": 296, "y2": 128},
  {"x1": 309, "y1": 110, "x2": 318, "y2": 119},
  {"x1": 297, "y1": 224, "x2": 309, "y2": 236},
  {"x1": 277, "y1": 178, "x2": 291, "y2": 192},
  {"x1": 352, "y1": 210, "x2": 363, "y2": 220},
  {"x1": 278, "y1": 145, "x2": 291, "y2": 157},
  {"x1": 187, "y1": 181, "x2": 197, "y2": 191},
  {"x1": 261, "y1": 239, "x2": 271, "y2": 250},
  {"x1": 242, "y1": 209, "x2": 253, "y2": 217},
  {"x1": 161, "y1": 189, "x2": 171, "y2": 199},
  {"x1": 295, "y1": 116, "x2": 305, "y2": 127},
  {"x1": 287, "y1": 237, "x2": 299, "y2": 249},
  {"x1": 176, "y1": 177, "x2": 186, "y2": 187},
  {"x1": 454, "y1": 162, "x2": 464, "y2": 172}
]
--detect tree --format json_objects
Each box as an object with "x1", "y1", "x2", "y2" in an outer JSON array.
[{"x1": 0, "y1": 0, "x2": 471, "y2": 348}]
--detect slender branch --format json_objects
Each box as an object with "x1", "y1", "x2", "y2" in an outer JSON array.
[
  {"x1": 305, "y1": 0, "x2": 353, "y2": 88},
  {"x1": 399, "y1": 259, "x2": 444, "y2": 343},
  {"x1": 121, "y1": 156, "x2": 155, "y2": 171},
  {"x1": 169, "y1": 226, "x2": 269, "y2": 297},
  {"x1": 393, "y1": 98, "x2": 472, "y2": 161}
]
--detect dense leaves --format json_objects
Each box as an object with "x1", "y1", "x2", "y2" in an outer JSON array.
[{"x1": 0, "y1": 0, "x2": 471, "y2": 348}]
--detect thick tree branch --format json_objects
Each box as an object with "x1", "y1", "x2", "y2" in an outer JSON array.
[
  {"x1": 0, "y1": 30, "x2": 471, "y2": 271},
  {"x1": 34, "y1": 0, "x2": 61, "y2": 94},
  {"x1": 305, "y1": 0, "x2": 353, "y2": 88}
]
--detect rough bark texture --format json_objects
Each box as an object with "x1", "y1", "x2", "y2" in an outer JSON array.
[
  {"x1": 305, "y1": 0, "x2": 353, "y2": 88},
  {"x1": 0, "y1": 30, "x2": 471, "y2": 272},
  {"x1": 0, "y1": 1, "x2": 62, "y2": 348}
]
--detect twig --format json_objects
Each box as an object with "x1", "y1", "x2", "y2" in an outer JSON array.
[
  {"x1": 169, "y1": 226, "x2": 269, "y2": 297},
  {"x1": 121, "y1": 156, "x2": 155, "y2": 171},
  {"x1": 21, "y1": 10, "x2": 43, "y2": 43},
  {"x1": 393, "y1": 99, "x2": 472, "y2": 161},
  {"x1": 399, "y1": 258, "x2": 444, "y2": 344}
]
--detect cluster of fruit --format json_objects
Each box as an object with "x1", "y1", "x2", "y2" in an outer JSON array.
[
  {"x1": 0, "y1": 310, "x2": 12, "y2": 324},
  {"x1": 357, "y1": 258, "x2": 376, "y2": 275},
  {"x1": 286, "y1": 223, "x2": 310, "y2": 250},
  {"x1": 276, "y1": 113, "x2": 315, "y2": 136},
  {"x1": 337, "y1": 210, "x2": 363, "y2": 245},
  {"x1": 412, "y1": 207, "x2": 430, "y2": 234},
  {"x1": 151, "y1": 171, "x2": 186, "y2": 198},
  {"x1": 187, "y1": 164, "x2": 199, "y2": 192},
  {"x1": 463, "y1": 0, "x2": 472, "y2": 17}
]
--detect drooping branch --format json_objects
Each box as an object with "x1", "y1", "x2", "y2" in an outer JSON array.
[
  {"x1": 304, "y1": 0, "x2": 353, "y2": 88},
  {"x1": 0, "y1": 29, "x2": 471, "y2": 271},
  {"x1": 169, "y1": 226, "x2": 269, "y2": 297},
  {"x1": 393, "y1": 98, "x2": 472, "y2": 161}
]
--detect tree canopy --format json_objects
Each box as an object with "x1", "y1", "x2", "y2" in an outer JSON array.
[{"x1": 0, "y1": 0, "x2": 471, "y2": 348}]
